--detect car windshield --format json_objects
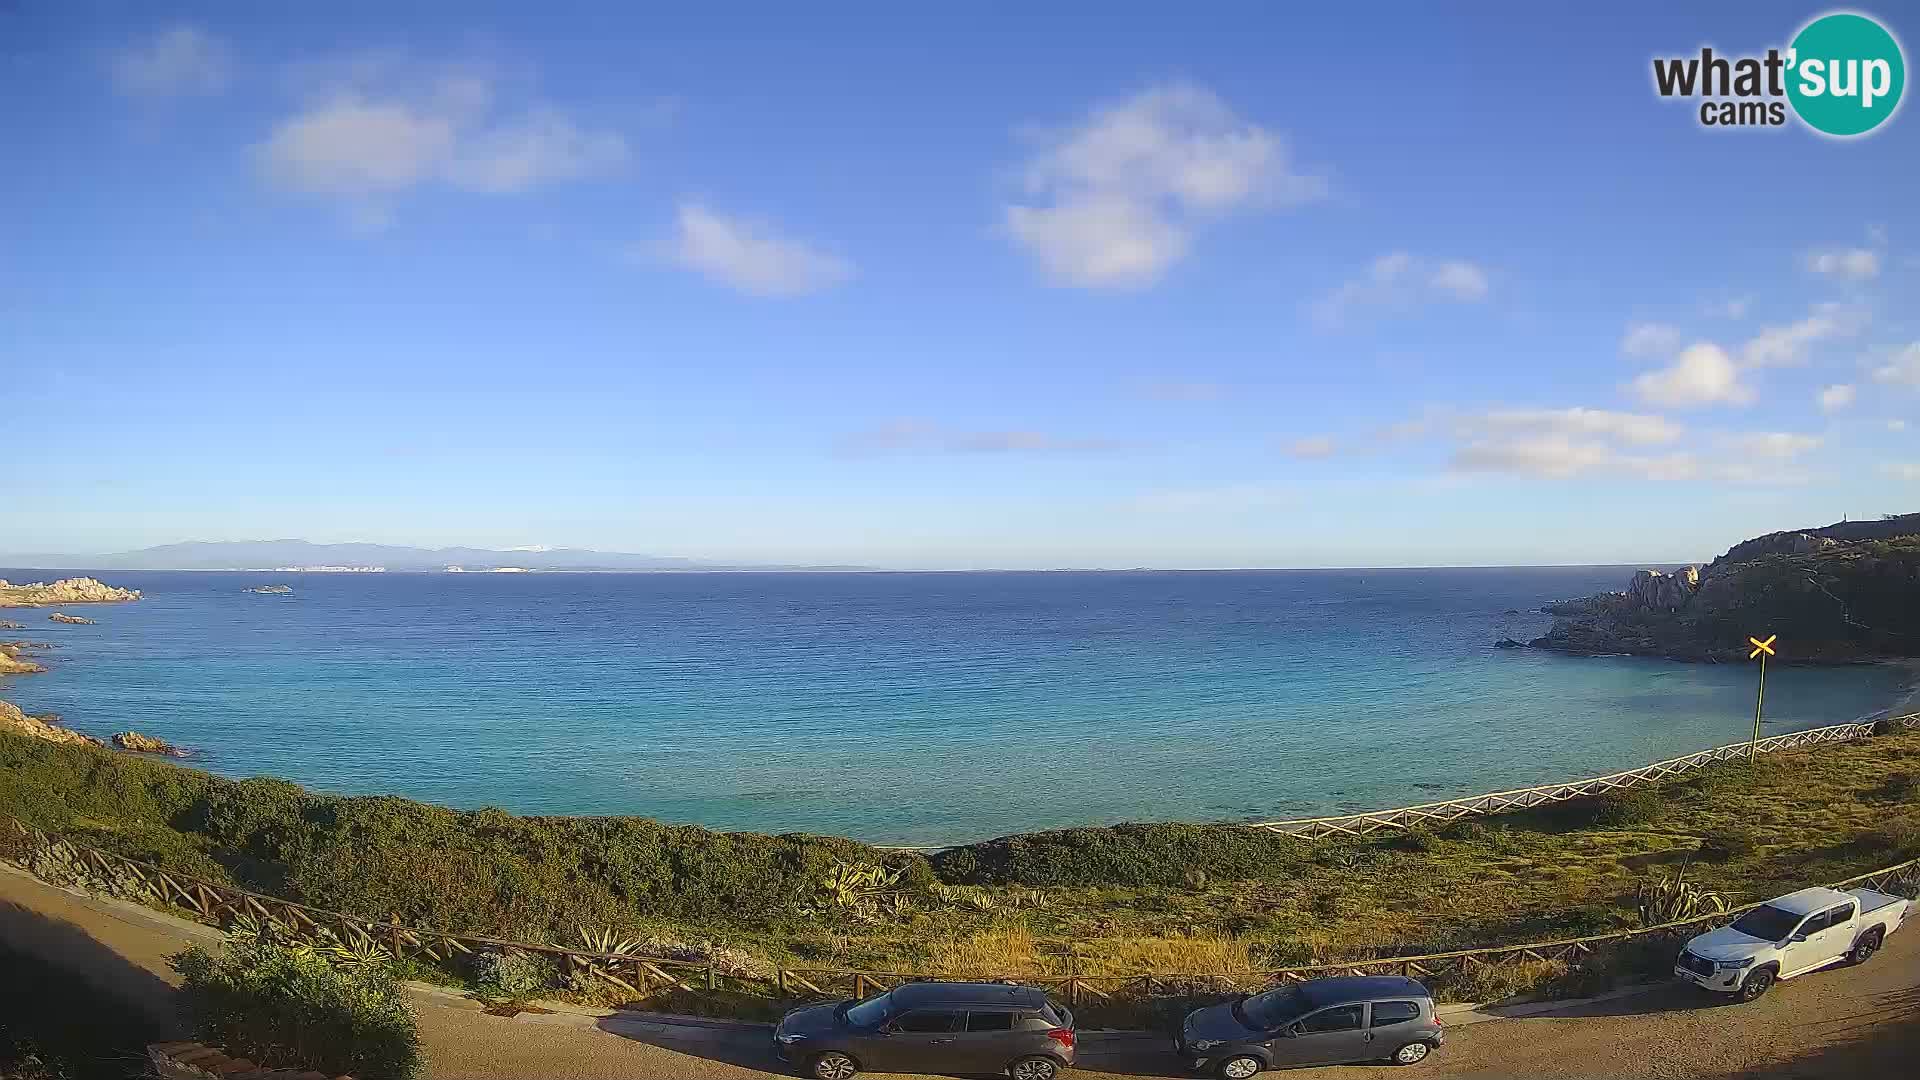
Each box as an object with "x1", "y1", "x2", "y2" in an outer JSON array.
[
  {"x1": 1238, "y1": 987, "x2": 1310, "y2": 1029},
  {"x1": 1731, "y1": 905, "x2": 1802, "y2": 942},
  {"x1": 843, "y1": 991, "x2": 893, "y2": 1028}
]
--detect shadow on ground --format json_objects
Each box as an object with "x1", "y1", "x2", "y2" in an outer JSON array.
[
  {"x1": 1700, "y1": 981, "x2": 1920, "y2": 1078},
  {"x1": 0, "y1": 902, "x2": 177, "y2": 1080}
]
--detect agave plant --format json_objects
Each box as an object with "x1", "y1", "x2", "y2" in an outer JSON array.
[
  {"x1": 962, "y1": 889, "x2": 999, "y2": 913},
  {"x1": 1637, "y1": 870, "x2": 1729, "y2": 927},
  {"x1": 577, "y1": 926, "x2": 644, "y2": 956}
]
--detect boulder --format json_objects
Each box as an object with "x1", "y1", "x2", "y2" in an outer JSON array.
[
  {"x1": 113, "y1": 730, "x2": 188, "y2": 757},
  {"x1": 1625, "y1": 566, "x2": 1699, "y2": 611}
]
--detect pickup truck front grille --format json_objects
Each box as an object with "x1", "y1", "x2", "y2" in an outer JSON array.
[{"x1": 1678, "y1": 951, "x2": 1716, "y2": 978}]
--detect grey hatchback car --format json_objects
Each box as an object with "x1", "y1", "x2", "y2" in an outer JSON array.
[
  {"x1": 1177, "y1": 975, "x2": 1442, "y2": 1077},
  {"x1": 773, "y1": 980, "x2": 1076, "y2": 1080}
]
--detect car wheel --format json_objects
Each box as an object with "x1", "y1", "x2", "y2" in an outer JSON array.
[
  {"x1": 808, "y1": 1051, "x2": 858, "y2": 1080},
  {"x1": 1217, "y1": 1055, "x2": 1263, "y2": 1080},
  {"x1": 1738, "y1": 968, "x2": 1775, "y2": 1002},
  {"x1": 1391, "y1": 1041, "x2": 1432, "y2": 1065},
  {"x1": 1008, "y1": 1055, "x2": 1060, "y2": 1080},
  {"x1": 1848, "y1": 932, "x2": 1882, "y2": 965}
]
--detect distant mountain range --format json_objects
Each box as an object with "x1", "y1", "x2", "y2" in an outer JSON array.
[{"x1": 0, "y1": 540, "x2": 867, "y2": 573}]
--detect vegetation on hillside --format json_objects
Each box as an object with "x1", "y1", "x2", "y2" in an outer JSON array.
[{"x1": 4, "y1": 727, "x2": 1919, "y2": 1013}]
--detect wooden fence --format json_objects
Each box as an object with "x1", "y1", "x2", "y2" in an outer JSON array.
[
  {"x1": 1244, "y1": 713, "x2": 1920, "y2": 839},
  {"x1": 5, "y1": 810, "x2": 1919, "y2": 1011}
]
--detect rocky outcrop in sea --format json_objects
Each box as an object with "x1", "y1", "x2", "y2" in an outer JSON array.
[
  {"x1": 1521, "y1": 513, "x2": 1920, "y2": 663},
  {"x1": 244, "y1": 584, "x2": 294, "y2": 594},
  {"x1": 113, "y1": 730, "x2": 188, "y2": 757},
  {"x1": 0, "y1": 643, "x2": 48, "y2": 675},
  {"x1": 48, "y1": 613, "x2": 96, "y2": 625},
  {"x1": 0, "y1": 577, "x2": 142, "y2": 608}
]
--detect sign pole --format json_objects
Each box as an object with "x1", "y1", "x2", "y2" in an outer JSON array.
[{"x1": 1747, "y1": 634, "x2": 1776, "y2": 761}]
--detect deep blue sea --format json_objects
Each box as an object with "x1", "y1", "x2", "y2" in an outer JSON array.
[{"x1": 2, "y1": 568, "x2": 1909, "y2": 846}]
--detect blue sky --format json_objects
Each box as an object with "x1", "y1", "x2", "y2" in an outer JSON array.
[{"x1": 3, "y1": 2, "x2": 1915, "y2": 569}]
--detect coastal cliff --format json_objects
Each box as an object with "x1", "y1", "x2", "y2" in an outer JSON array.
[
  {"x1": 1527, "y1": 513, "x2": 1920, "y2": 663},
  {"x1": 0, "y1": 577, "x2": 142, "y2": 608}
]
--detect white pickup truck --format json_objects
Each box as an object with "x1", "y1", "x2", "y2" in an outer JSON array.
[{"x1": 1674, "y1": 885, "x2": 1908, "y2": 1001}]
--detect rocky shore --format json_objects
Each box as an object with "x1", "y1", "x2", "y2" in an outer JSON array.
[
  {"x1": 0, "y1": 699, "x2": 102, "y2": 748},
  {"x1": 1521, "y1": 513, "x2": 1920, "y2": 663},
  {"x1": 0, "y1": 642, "x2": 49, "y2": 676},
  {"x1": 0, "y1": 577, "x2": 142, "y2": 608}
]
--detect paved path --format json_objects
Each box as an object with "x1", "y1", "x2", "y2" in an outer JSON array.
[{"x1": 3, "y1": 864, "x2": 1914, "y2": 1079}]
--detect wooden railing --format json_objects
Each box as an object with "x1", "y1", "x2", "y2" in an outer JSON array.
[
  {"x1": 1244, "y1": 713, "x2": 1920, "y2": 838},
  {"x1": 6, "y1": 811, "x2": 1919, "y2": 1011}
]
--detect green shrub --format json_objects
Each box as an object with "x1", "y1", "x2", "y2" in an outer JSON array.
[
  {"x1": 1592, "y1": 790, "x2": 1664, "y2": 827},
  {"x1": 930, "y1": 823, "x2": 1312, "y2": 887},
  {"x1": 1697, "y1": 827, "x2": 1758, "y2": 862},
  {"x1": 1395, "y1": 828, "x2": 1439, "y2": 853},
  {"x1": 1880, "y1": 772, "x2": 1918, "y2": 803},
  {"x1": 470, "y1": 948, "x2": 557, "y2": 1004},
  {"x1": 171, "y1": 940, "x2": 420, "y2": 1080}
]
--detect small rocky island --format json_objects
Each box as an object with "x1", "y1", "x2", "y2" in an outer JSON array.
[
  {"x1": 1522, "y1": 513, "x2": 1920, "y2": 663},
  {"x1": 0, "y1": 577, "x2": 142, "y2": 608},
  {"x1": 48, "y1": 613, "x2": 96, "y2": 625},
  {"x1": 243, "y1": 584, "x2": 294, "y2": 594}
]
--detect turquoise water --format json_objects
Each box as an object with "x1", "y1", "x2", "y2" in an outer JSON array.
[{"x1": 1, "y1": 568, "x2": 1907, "y2": 846}]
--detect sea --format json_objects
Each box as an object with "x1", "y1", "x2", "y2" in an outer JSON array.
[{"x1": 1, "y1": 568, "x2": 1909, "y2": 847}]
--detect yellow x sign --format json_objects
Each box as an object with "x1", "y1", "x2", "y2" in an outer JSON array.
[{"x1": 1748, "y1": 634, "x2": 1777, "y2": 659}]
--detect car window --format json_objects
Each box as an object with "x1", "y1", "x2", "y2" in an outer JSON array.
[
  {"x1": 965, "y1": 1011, "x2": 1015, "y2": 1032},
  {"x1": 1370, "y1": 1001, "x2": 1422, "y2": 1026},
  {"x1": 893, "y1": 1010, "x2": 961, "y2": 1033},
  {"x1": 1299, "y1": 1004, "x2": 1364, "y2": 1033},
  {"x1": 1797, "y1": 910, "x2": 1830, "y2": 935},
  {"x1": 1820, "y1": 904, "x2": 1853, "y2": 929},
  {"x1": 1732, "y1": 904, "x2": 1802, "y2": 941}
]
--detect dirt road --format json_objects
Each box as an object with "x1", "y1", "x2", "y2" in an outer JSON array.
[{"x1": 3, "y1": 864, "x2": 1913, "y2": 1079}]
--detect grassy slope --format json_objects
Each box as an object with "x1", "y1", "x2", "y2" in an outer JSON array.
[{"x1": 2, "y1": 729, "x2": 1918, "y2": 981}]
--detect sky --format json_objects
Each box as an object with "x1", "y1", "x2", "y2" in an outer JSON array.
[{"x1": 2, "y1": 2, "x2": 1915, "y2": 569}]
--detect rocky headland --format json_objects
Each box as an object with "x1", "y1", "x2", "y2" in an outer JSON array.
[
  {"x1": 1524, "y1": 513, "x2": 1920, "y2": 663},
  {"x1": 0, "y1": 577, "x2": 142, "y2": 608},
  {"x1": 0, "y1": 699, "x2": 102, "y2": 748},
  {"x1": 0, "y1": 642, "x2": 49, "y2": 676}
]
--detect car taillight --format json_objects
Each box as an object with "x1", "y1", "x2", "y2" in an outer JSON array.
[{"x1": 1046, "y1": 1028, "x2": 1075, "y2": 1049}]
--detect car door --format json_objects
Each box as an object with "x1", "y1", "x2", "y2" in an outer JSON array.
[
  {"x1": 1776, "y1": 907, "x2": 1833, "y2": 976},
  {"x1": 952, "y1": 1009, "x2": 1021, "y2": 1073},
  {"x1": 1271, "y1": 1003, "x2": 1369, "y2": 1066},
  {"x1": 1800, "y1": 903, "x2": 1857, "y2": 971},
  {"x1": 1368, "y1": 1000, "x2": 1425, "y2": 1051},
  {"x1": 868, "y1": 1008, "x2": 962, "y2": 1072}
]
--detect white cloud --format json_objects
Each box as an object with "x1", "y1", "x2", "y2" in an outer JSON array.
[
  {"x1": 1005, "y1": 83, "x2": 1325, "y2": 287},
  {"x1": 1450, "y1": 436, "x2": 1696, "y2": 480},
  {"x1": 1631, "y1": 343, "x2": 1755, "y2": 407},
  {"x1": 1873, "y1": 344, "x2": 1920, "y2": 387},
  {"x1": 1621, "y1": 322, "x2": 1683, "y2": 358},
  {"x1": 1718, "y1": 432, "x2": 1822, "y2": 460},
  {"x1": 1805, "y1": 248, "x2": 1881, "y2": 280},
  {"x1": 1284, "y1": 436, "x2": 1337, "y2": 458},
  {"x1": 257, "y1": 62, "x2": 627, "y2": 212},
  {"x1": 1891, "y1": 419, "x2": 1909, "y2": 431},
  {"x1": 1465, "y1": 407, "x2": 1682, "y2": 446},
  {"x1": 838, "y1": 421, "x2": 1125, "y2": 454},
  {"x1": 1818, "y1": 384, "x2": 1856, "y2": 412},
  {"x1": 671, "y1": 203, "x2": 852, "y2": 297},
  {"x1": 113, "y1": 26, "x2": 228, "y2": 98},
  {"x1": 1884, "y1": 463, "x2": 1920, "y2": 481},
  {"x1": 1740, "y1": 302, "x2": 1868, "y2": 368},
  {"x1": 1312, "y1": 252, "x2": 1492, "y2": 327}
]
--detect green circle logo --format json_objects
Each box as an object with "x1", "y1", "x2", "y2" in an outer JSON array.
[{"x1": 1787, "y1": 12, "x2": 1905, "y2": 136}]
